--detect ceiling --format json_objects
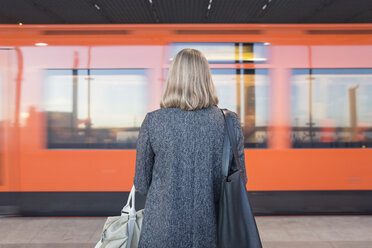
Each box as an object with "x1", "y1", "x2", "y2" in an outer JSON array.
[{"x1": 0, "y1": 0, "x2": 372, "y2": 24}]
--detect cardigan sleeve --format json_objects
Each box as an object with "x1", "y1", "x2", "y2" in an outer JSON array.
[
  {"x1": 231, "y1": 112, "x2": 248, "y2": 186},
  {"x1": 134, "y1": 113, "x2": 155, "y2": 196}
]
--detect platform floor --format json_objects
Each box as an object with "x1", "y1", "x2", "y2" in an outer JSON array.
[{"x1": 0, "y1": 215, "x2": 371, "y2": 248}]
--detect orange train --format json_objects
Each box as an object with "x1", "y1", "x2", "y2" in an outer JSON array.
[{"x1": 0, "y1": 24, "x2": 371, "y2": 216}]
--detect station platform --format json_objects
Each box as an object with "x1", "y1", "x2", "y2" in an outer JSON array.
[{"x1": 0, "y1": 215, "x2": 371, "y2": 248}]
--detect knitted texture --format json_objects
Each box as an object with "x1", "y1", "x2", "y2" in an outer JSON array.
[{"x1": 134, "y1": 105, "x2": 248, "y2": 248}]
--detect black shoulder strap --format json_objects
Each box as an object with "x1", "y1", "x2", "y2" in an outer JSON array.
[
  {"x1": 220, "y1": 108, "x2": 244, "y2": 177},
  {"x1": 221, "y1": 110, "x2": 230, "y2": 177}
]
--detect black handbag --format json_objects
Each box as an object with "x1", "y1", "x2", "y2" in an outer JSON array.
[{"x1": 218, "y1": 108, "x2": 263, "y2": 248}]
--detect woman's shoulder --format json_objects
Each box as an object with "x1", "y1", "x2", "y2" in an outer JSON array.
[
  {"x1": 144, "y1": 106, "x2": 240, "y2": 125},
  {"x1": 145, "y1": 107, "x2": 176, "y2": 119},
  {"x1": 147, "y1": 105, "x2": 217, "y2": 115},
  {"x1": 219, "y1": 108, "x2": 242, "y2": 132},
  {"x1": 219, "y1": 108, "x2": 240, "y2": 120},
  {"x1": 141, "y1": 107, "x2": 177, "y2": 125}
]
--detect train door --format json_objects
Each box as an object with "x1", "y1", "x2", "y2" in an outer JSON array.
[
  {"x1": 0, "y1": 47, "x2": 21, "y2": 216},
  {"x1": 0, "y1": 48, "x2": 12, "y2": 191},
  {"x1": 0, "y1": 49, "x2": 5, "y2": 189}
]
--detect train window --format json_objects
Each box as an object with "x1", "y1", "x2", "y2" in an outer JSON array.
[
  {"x1": 211, "y1": 69, "x2": 269, "y2": 148},
  {"x1": 169, "y1": 43, "x2": 268, "y2": 63},
  {"x1": 44, "y1": 69, "x2": 148, "y2": 149},
  {"x1": 163, "y1": 68, "x2": 269, "y2": 148},
  {"x1": 291, "y1": 69, "x2": 372, "y2": 148}
]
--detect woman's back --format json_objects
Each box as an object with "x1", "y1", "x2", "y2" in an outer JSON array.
[{"x1": 134, "y1": 105, "x2": 247, "y2": 248}]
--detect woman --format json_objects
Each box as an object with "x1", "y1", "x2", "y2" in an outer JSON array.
[{"x1": 134, "y1": 48, "x2": 248, "y2": 248}]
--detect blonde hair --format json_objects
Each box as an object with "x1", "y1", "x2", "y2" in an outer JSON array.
[{"x1": 160, "y1": 48, "x2": 219, "y2": 111}]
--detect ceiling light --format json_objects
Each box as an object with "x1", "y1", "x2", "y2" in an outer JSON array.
[
  {"x1": 35, "y1": 42, "x2": 48, "y2": 46},
  {"x1": 18, "y1": 22, "x2": 23, "y2": 26},
  {"x1": 262, "y1": 4, "x2": 267, "y2": 10},
  {"x1": 94, "y1": 4, "x2": 100, "y2": 10},
  {"x1": 207, "y1": 0, "x2": 213, "y2": 10}
]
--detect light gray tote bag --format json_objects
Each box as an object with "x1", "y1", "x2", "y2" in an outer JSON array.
[{"x1": 95, "y1": 185, "x2": 144, "y2": 248}]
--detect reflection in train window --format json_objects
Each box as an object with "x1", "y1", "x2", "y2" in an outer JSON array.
[
  {"x1": 169, "y1": 43, "x2": 268, "y2": 63},
  {"x1": 211, "y1": 69, "x2": 269, "y2": 148},
  {"x1": 162, "y1": 68, "x2": 269, "y2": 148},
  {"x1": 44, "y1": 69, "x2": 148, "y2": 149},
  {"x1": 291, "y1": 69, "x2": 372, "y2": 148}
]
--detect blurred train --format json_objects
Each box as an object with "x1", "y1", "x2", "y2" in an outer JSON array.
[{"x1": 0, "y1": 24, "x2": 371, "y2": 216}]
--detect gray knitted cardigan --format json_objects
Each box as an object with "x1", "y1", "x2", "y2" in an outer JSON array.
[{"x1": 134, "y1": 105, "x2": 248, "y2": 248}]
